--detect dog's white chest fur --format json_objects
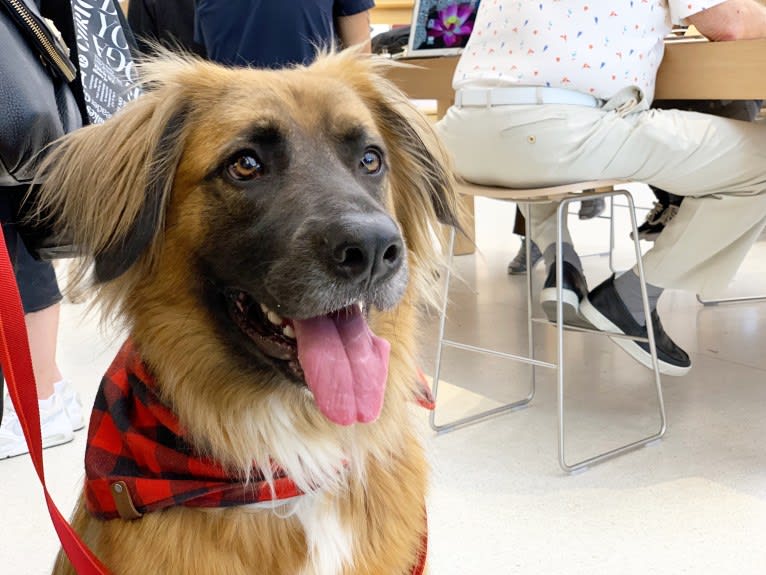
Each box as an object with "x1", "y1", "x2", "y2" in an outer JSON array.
[{"x1": 291, "y1": 492, "x2": 354, "y2": 575}]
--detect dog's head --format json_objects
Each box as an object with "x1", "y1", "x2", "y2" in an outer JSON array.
[{"x1": 35, "y1": 52, "x2": 458, "y2": 432}]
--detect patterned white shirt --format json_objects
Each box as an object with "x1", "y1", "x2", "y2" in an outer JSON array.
[{"x1": 454, "y1": 0, "x2": 726, "y2": 103}]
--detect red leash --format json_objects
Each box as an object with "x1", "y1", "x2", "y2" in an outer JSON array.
[{"x1": 0, "y1": 231, "x2": 110, "y2": 574}]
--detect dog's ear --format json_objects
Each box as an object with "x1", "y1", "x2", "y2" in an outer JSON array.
[
  {"x1": 34, "y1": 90, "x2": 188, "y2": 284},
  {"x1": 93, "y1": 106, "x2": 187, "y2": 282},
  {"x1": 365, "y1": 75, "x2": 461, "y2": 233}
]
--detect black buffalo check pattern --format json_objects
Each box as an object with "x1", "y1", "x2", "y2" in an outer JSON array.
[{"x1": 84, "y1": 339, "x2": 302, "y2": 520}]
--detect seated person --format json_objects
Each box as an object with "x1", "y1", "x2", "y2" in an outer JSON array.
[{"x1": 437, "y1": 0, "x2": 766, "y2": 377}]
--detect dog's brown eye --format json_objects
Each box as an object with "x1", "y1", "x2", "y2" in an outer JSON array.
[
  {"x1": 228, "y1": 153, "x2": 264, "y2": 180},
  {"x1": 360, "y1": 149, "x2": 383, "y2": 175}
]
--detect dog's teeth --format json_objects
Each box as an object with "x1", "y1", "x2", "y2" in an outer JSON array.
[
  {"x1": 260, "y1": 303, "x2": 270, "y2": 315},
  {"x1": 283, "y1": 325, "x2": 295, "y2": 339},
  {"x1": 267, "y1": 310, "x2": 283, "y2": 325}
]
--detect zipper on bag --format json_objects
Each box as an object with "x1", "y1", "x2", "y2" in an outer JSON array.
[{"x1": 2, "y1": 0, "x2": 77, "y2": 82}]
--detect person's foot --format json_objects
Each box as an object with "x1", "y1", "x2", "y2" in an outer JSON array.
[
  {"x1": 54, "y1": 380, "x2": 85, "y2": 431},
  {"x1": 0, "y1": 394, "x2": 74, "y2": 459},
  {"x1": 578, "y1": 197, "x2": 606, "y2": 220},
  {"x1": 579, "y1": 275, "x2": 691, "y2": 376},
  {"x1": 632, "y1": 203, "x2": 679, "y2": 242},
  {"x1": 507, "y1": 238, "x2": 542, "y2": 275},
  {"x1": 539, "y1": 261, "x2": 592, "y2": 327}
]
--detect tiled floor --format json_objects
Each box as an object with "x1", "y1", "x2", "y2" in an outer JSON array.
[{"x1": 4, "y1": 186, "x2": 766, "y2": 574}]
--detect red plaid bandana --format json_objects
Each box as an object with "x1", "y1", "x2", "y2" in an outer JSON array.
[
  {"x1": 84, "y1": 339, "x2": 429, "y2": 573},
  {"x1": 84, "y1": 339, "x2": 302, "y2": 520}
]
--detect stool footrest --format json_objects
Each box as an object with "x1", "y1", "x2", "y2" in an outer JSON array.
[
  {"x1": 530, "y1": 318, "x2": 651, "y2": 343},
  {"x1": 442, "y1": 339, "x2": 557, "y2": 369}
]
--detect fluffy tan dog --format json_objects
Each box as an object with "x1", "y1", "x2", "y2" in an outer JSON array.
[{"x1": 35, "y1": 51, "x2": 458, "y2": 575}]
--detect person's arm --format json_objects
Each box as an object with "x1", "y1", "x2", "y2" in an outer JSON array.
[
  {"x1": 336, "y1": 10, "x2": 372, "y2": 52},
  {"x1": 685, "y1": 0, "x2": 766, "y2": 41}
]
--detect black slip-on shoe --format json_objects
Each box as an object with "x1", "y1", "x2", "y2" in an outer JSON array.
[
  {"x1": 539, "y1": 262, "x2": 592, "y2": 327},
  {"x1": 579, "y1": 275, "x2": 691, "y2": 376}
]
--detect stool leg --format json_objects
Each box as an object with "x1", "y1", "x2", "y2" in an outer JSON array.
[
  {"x1": 609, "y1": 196, "x2": 617, "y2": 274},
  {"x1": 556, "y1": 190, "x2": 667, "y2": 472},
  {"x1": 428, "y1": 227, "x2": 456, "y2": 432},
  {"x1": 428, "y1": 227, "x2": 536, "y2": 433},
  {"x1": 525, "y1": 206, "x2": 538, "y2": 408}
]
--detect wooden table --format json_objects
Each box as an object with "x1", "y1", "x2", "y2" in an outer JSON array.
[
  {"x1": 384, "y1": 38, "x2": 766, "y2": 253},
  {"x1": 370, "y1": 0, "x2": 414, "y2": 25}
]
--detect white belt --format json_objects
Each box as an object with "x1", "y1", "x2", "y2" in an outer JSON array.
[{"x1": 455, "y1": 87, "x2": 602, "y2": 108}]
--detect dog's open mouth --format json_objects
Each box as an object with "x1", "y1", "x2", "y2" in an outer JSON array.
[{"x1": 225, "y1": 290, "x2": 391, "y2": 426}]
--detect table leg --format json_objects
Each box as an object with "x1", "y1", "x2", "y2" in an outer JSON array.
[{"x1": 454, "y1": 194, "x2": 475, "y2": 256}]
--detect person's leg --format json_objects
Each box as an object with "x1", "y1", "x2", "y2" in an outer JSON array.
[
  {"x1": 0, "y1": 236, "x2": 78, "y2": 459},
  {"x1": 640, "y1": 194, "x2": 766, "y2": 294},
  {"x1": 24, "y1": 303, "x2": 62, "y2": 400},
  {"x1": 507, "y1": 206, "x2": 542, "y2": 274},
  {"x1": 577, "y1": 197, "x2": 606, "y2": 220},
  {"x1": 598, "y1": 108, "x2": 766, "y2": 294},
  {"x1": 513, "y1": 206, "x2": 526, "y2": 236},
  {"x1": 13, "y1": 241, "x2": 84, "y2": 429},
  {"x1": 13, "y1": 234, "x2": 64, "y2": 391},
  {"x1": 640, "y1": 99, "x2": 762, "y2": 242},
  {"x1": 0, "y1": 192, "x2": 23, "y2": 425},
  {"x1": 651, "y1": 187, "x2": 670, "y2": 207},
  {"x1": 580, "y1": 108, "x2": 766, "y2": 373},
  {"x1": 526, "y1": 202, "x2": 589, "y2": 324}
]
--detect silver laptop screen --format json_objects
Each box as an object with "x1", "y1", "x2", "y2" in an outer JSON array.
[{"x1": 408, "y1": 0, "x2": 482, "y2": 57}]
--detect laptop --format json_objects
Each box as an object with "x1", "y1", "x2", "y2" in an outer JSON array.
[{"x1": 404, "y1": 0, "x2": 482, "y2": 58}]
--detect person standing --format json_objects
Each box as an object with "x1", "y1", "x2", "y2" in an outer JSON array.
[
  {"x1": 128, "y1": 0, "x2": 206, "y2": 56},
  {"x1": 194, "y1": 0, "x2": 374, "y2": 68}
]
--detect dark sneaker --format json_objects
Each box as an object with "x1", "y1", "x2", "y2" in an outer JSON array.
[
  {"x1": 579, "y1": 275, "x2": 691, "y2": 376},
  {"x1": 507, "y1": 238, "x2": 542, "y2": 275},
  {"x1": 539, "y1": 261, "x2": 591, "y2": 327},
  {"x1": 578, "y1": 197, "x2": 606, "y2": 220},
  {"x1": 632, "y1": 203, "x2": 679, "y2": 242}
]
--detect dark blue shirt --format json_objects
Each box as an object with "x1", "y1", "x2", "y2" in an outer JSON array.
[{"x1": 195, "y1": 0, "x2": 375, "y2": 68}]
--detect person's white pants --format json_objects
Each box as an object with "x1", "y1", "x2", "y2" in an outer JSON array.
[{"x1": 437, "y1": 97, "x2": 766, "y2": 293}]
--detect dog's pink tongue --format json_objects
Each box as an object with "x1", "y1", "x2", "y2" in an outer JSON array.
[{"x1": 293, "y1": 306, "x2": 390, "y2": 426}]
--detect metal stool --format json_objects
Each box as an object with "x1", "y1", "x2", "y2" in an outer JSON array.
[{"x1": 429, "y1": 180, "x2": 667, "y2": 472}]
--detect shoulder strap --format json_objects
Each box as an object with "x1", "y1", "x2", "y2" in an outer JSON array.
[{"x1": 0, "y1": 231, "x2": 110, "y2": 574}]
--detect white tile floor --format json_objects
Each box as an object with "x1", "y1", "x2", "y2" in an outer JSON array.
[{"x1": 4, "y1": 185, "x2": 766, "y2": 574}]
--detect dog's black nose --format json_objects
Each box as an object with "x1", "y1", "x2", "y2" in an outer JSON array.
[{"x1": 328, "y1": 214, "x2": 404, "y2": 285}]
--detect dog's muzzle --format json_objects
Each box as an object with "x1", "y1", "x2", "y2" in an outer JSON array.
[{"x1": 323, "y1": 212, "x2": 404, "y2": 287}]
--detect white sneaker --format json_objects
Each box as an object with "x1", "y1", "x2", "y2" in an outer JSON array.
[
  {"x1": 54, "y1": 380, "x2": 85, "y2": 431},
  {"x1": 0, "y1": 394, "x2": 75, "y2": 459}
]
